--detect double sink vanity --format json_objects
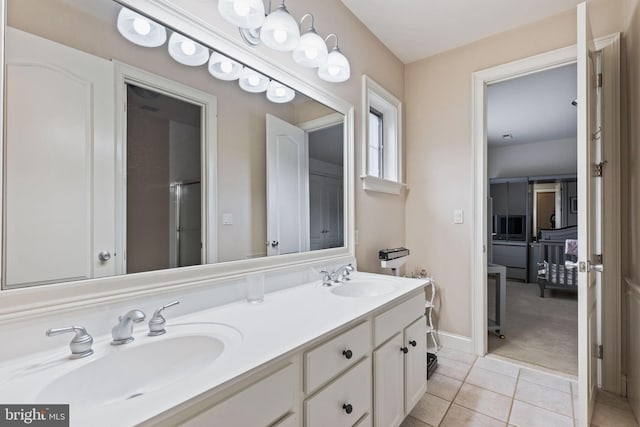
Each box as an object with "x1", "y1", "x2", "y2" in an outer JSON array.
[{"x1": 0, "y1": 270, "x2": 428, "y2": 426}]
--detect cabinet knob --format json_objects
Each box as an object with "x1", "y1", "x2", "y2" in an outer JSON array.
[
  {"x1": 342, "y1": 349, "x2": 353, "y2": 359},
  {"x1": 409, "y1": 340, "x2": 417, "y2": 347},
  {"x1": 401, "y1": 346, "x2": 409, "y2": 354},
  {"x1": 342, "y1": 403, "x2": 353, "y2": 414}
]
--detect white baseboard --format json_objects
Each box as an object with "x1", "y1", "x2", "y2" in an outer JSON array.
[{"x1": 428, "y1": 330, "x2": 473, "y2": 354}]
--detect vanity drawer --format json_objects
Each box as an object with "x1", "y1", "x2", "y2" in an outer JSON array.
[
  {"x1": 305, "y1": 357, "x2": 372, "y2": 427},
  {"x1": 305, "y1": 320, "x2": 371, "y2": 393},
  {"x1": 271, "y1": 412, "x2": 298, "y2": 427},
  {"x1": 354, "y1": 412, "x2": 372, "y2": 427},
  {"x1": 374, "y1": 293, "x2": 424, "y2": 346},
  {"x1": 182, "y1": 363, "x2": 296, "y2": 427}
]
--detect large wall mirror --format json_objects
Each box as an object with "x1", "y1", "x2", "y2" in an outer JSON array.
[{"x1": 2, "y1": 0, "x2": 350, "y2": 291}]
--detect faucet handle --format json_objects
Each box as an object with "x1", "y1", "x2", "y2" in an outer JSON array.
[
  {"x1": 148, "y1": 300, "x2": 180, "y2": 336},
  {"x1": 320, "y1": 270, "x2": 333, "y2": 287},
  {"x1": 46, "y1": 326, "x2": 94, "y2": 359}
]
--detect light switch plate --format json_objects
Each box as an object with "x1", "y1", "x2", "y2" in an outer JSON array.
[
  {"x1": 222, "y1": 213, "x2": 233, "y2": 225},
  {"x1": 453, "y1": 209, "x2": 464, "y2": 224}
]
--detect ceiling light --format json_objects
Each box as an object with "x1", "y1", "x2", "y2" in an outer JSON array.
[
  {"x1": 266, "y1": 80, "x2": 295, "y2": 103},
  {"x1": 292, "y1": 14, "x2": 328, "y2": 68},
  {"x1": 218, "y1": 0, "x2": 266, "y2": 29},
  {"x1": 117, "y1": 7, "x2": 166, "y2": 47},
  {"x1": 239, "y1": 68, "x2": 269, "y2": 93},
  {"x1": 318, "y1": 34, "x2": 350, "y2": 83},
  {"x1": 260, "y1": 2, "x2": 300, "y2": 51},
  {"x1": 208, "y1": 52, "x2": 243, "y2": 81},
  {"x1": 168, "y1": 33, "x2": 209, "y2": 66}
]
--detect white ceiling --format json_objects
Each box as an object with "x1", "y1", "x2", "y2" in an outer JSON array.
[
  {"x1": 340, "y1": 0, "x2": 580, "y2": 63},
  {"x1": 487, "y1": 63, "x2": 577, "y2": 146}
]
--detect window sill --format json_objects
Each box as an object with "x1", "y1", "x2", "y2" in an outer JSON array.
[{"x1": 360, "y1": 175, "x2": 406, "y2": 195}]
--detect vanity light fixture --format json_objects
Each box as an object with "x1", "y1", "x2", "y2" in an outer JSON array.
[
  {"x1": 208, "y1": 52, "x2": 243, "y2": 81},
  {"x1": 239, "y1": 68, "x2": 269, "y2": 93},
  {"x1": 318, "y1": 34, "x2": 350, "y2": 83},
  {"x1": 168, "y1": 33, "x2": 210, "y2": 66},
  {"x1": 292, "y1": 14, "x2": 328, "y2": 68},
  {"x1": 117, "y1": 7, "x2": 166, "y2": 47},
  {"x1": 266, "y1": 80, "x2": 295, "y2": 103},
  {"x1": 217, "y1": 0, "x2": 266, "y2": 29},
  {"x1": 260, "y1": 1, "x2": 300, "y2": 51}
]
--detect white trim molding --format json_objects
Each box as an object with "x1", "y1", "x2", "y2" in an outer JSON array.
[
  {"x1": 470, "y1": 36, "x2": 622, "y2": 393},
  {"x1": 360, "y1": 175, "x2": 406, "y2": 195},
  {"x1": 431, "y1": 331, "x2": 473, "y2": 354}
]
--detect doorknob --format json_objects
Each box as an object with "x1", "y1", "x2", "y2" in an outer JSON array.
[
  {"x1": 98, "y1": 251, "x2": 111, "y2": 262},
  {"x1": 588, "y1": 261, "x2": 604, "y2": 273},
  {"x1": 270, "y1": 241, "x2": 279, "y2": 248}
]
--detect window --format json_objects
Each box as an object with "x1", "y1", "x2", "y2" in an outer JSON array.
[{"x1": 361, "y1": 75, "x2": 404, "y2": 194}]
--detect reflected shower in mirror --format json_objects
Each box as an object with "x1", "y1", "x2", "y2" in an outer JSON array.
[{"x1": 2, "y1": 0, "x2": 345, "y2": 289}]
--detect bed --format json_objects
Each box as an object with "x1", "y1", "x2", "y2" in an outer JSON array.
[{"x1": 536, "y1": 226, "x2": 578, "y2": 297}]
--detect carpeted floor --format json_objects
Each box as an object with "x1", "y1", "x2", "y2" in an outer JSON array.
[{"x1": 488, "y1": 280, "x2": 578, "y2": 375}]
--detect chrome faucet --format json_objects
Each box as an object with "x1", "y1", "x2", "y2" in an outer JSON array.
[
  {"x1": 46, "y1": 326, "x2": 94, "y2": 359},
  {"x1": 111, "y1": 309, "x2": 145, "y2": 345},
  {"x1": 321, "y1": 264, "x2": 355, "y2": 286},
  {"x1": 148, "y1": 301, "x2": 180, "y2": 336}
]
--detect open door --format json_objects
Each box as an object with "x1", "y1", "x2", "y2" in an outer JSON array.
[
  {"x1": 577, "y1": 1, "x2": 603, "y2": 423},
  {"x1": 266, "y1": 114, "x2": 310, "y2": 256}
]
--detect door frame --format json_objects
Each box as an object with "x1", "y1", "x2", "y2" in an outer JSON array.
[
  {"x1": 470, "y1": 34, "x2": 622, "y2": 392},
  {"x1": 115, "y1": 62, "x2": 218, "y2": 273}
]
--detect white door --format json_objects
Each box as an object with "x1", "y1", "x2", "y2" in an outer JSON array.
[
  {"x1": 577, "y1": 1, "x2": 602, "y2": 423},
  {"x1": 373, "y1": 333, "x2": 404, "y2": 427},
  {"x1": 309, "y1": 174, "x2": 326, "y2": 250},
  {"x1": 266, "y1": 114, "x2": 310, "y2": 256},
  {"x1": 4, "y1": 28, "x2": 115, "y2": 287}
]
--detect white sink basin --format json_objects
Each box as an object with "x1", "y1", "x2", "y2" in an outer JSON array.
[
  {"x1": 33, "y1": 322, "x2": 242, "y2": 409},
  {"x1": 330, "y1": 279, "x2": 396, "y2": 297}
]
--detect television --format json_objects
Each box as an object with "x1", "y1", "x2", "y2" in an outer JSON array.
[{"x1": 493, "y1": 215, "x2": 526, "y2": 241}]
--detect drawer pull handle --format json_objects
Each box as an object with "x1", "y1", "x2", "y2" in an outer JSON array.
[
  {"x1": 342, "y1": 403, "x2": 353, "y2": 414},
  {"x1": 401, "y1": 346, "x2": 409, "y2": 354},
  {"x1": 342, "y1": 349, "x2": 353, "y2": 359},
  {"x1": 409, "y1": 340, "x2": 417, "y2": 347}
]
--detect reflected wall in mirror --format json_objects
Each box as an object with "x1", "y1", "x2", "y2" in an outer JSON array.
[{"x1": 3, "y1": 0, "x2": 345, "y2": 289}]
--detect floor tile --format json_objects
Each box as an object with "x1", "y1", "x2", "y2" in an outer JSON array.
[
  {"x1": 591, "y1": 402, "x2": 639, "y2": 427},
  {"x1": 475, "y1": 357, "x2": 520, "y2": 378},
  {"x1": 410, "y1": 392, "x2": 450, "y2": 427},
  {"x1": 438, "y1": 347, "x2": 477, "y2": 365},
  {"x1": 465, "y1": 365, "x2": 517, "y2": 397},
  {"x1": 509, "y1": 400, "x2": 573, "y2": 427},
  {"x1": 436, "y1": 357, "x2": 474, "y2": 381},
  {"x1": 519, "y1": 368, "x2": 571, "y2": 393},
  {"x1": 440, "y1": 403, "x2": 506, "y2": 427},
  {"x1": 427, "y1": 372, "x2": 463, "y2": 401},
  {"x1": 400, "y1": 415, "x2": 433, "y2": 427},
  {"x1": 454, "y1": 383, "x2": 512, "y2": 422},
  {"x1": 515, "y1": 379, "x2": 573, "y2": 417}
]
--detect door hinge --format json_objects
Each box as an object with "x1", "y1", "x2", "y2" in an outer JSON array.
[
  {"x1": 594, "y1": 161, "x2": 607, "y2": 177},
  {"x1": 597, "y1": 73, "x2": 603, "y2": 88},
  {"x1": 597, "y1": 344, "x2": 603, "y2": 359}
]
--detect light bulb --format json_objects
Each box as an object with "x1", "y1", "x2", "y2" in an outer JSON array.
[
  {"x1": 233, "y1": 0, "x2": 251, "y2": 17},
  {"x1": 275, "y1": 87, "x2": 286, "y2": 97},
  {"x1": 220, "y1": 60, "x2": 233, "y2": 74},
  {"x1": 273, "y1": 29, "x2": 288, "y2": 44},
  {"x1": 328, "y1": 65, "x2": 340, "y2": 76},
  {"x1": 132, "y1": 17, "x2": 151, "y2": 36},
  {"x1": 180, "y1": 40, "x2": 196, "y2": 55},
  {"x1": 304, "y1": 47, "x2": 318, "y2": 60},
  {"x1": 248, "y1": 75, "x2": 260, "y2": 86}
]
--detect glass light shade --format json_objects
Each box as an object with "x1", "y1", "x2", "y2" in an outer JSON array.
[
  {"x1": 168, "y1": 33, "x2": 210, "y2": 66},
  {"x1": 260, "y1": 5, "x2": 300, "y2": 51},
  {"x1": 208, "y1": 52, "x2": 243, "y2": 81},
  {"x1": 292, "y1": 30, "x2": 328, "y2": 68},
  {"x1": 266, "y1": 81, "x2": 295, "y2": 103},
  {"x1": 318, "y1": 48, "x2": 350, "y2": 83},
  {"x1": 117, "y1": 7, "x2": 166, "y2": 47},
  {"x1": 238, "y1": 68, "x2": 269, "y2": 93},
  {"x1": 217, "y1": 0, "x2": 265, "y2": 29}
]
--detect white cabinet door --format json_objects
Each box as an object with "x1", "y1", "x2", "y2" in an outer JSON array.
[
  {"x1": 373, "y1": 333, "x2": 404, "y2": 427},
  {"x1": 4, "y1": 28, "x2": 115, "y2": 287},
  {"x1": 404, "y1": 317, "x2": 427, "y2": 414},
  {"x1": 324, "y1": 176, "x2": 343, "y2": 248}
]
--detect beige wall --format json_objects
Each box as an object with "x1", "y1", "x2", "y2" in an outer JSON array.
[
  {"x1": 404, "y1": 4, "x2": 623, "y2": 338},
  {"x1": 623, "y1": 0, "x2": 640, "y2": 419}
]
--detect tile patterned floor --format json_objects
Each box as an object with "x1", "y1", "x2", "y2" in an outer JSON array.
[{"x1": 401, "y1": 347, "x2": 639, "y2": 427}]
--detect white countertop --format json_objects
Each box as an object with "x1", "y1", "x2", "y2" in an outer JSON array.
[{"x1": 0, "y1": 272, "x2": 428, "y2": 426}]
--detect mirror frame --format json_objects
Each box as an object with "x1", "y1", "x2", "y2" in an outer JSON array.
[{"x1": 0, "y1": 0, "x2": 355, "y2": 320}]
